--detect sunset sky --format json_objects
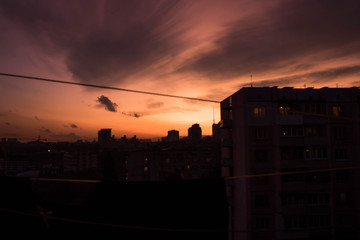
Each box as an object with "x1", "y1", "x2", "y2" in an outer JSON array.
[{"x1": 0, "y1": 0, "x2": 359, "y2": 141}]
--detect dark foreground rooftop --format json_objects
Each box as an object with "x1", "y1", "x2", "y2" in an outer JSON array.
[{"x1": 0, "y1": 177, "x2": 228, "y2": 239}]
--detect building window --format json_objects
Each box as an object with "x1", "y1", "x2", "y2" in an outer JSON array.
[
  {"x1": 229, "y1": 109, "x2": 233, "y2": 120},
  {"x1": 336, "y1": 170, "x2": 349, "y2": 183},
  {"x1": 307, "y1": 215, "x2": 330, "y2": 229},
  {"x1": 305, "y1": 147, "x2": 327, "y2": 160},
  {"x1": 280, "y1": 126, "x2": 303, "y2": 137},
  {"x1": 253, "y1": 176, "x2": 269, "y2": 185},
  {"x1": 229, "y1": 96, "x2": 232, "y2": 107},
  {"x1": 284, "y1": 215, "x2": 329, "y2": 229},
  {"x1": 334, "y1": 126, "x2": 346, "y2": 139},
  {"x1": 254, "y1": 106, "x2": 266, "y2": 117},
  {"x1": 279, "y1": 106, "x2": 291, "y2": 115},
  {"x1": 337, "y1": 192, "x2": 349, "y2": 206},
  {"x1": 306, "y1": 172, "x2": 329, "y2": 184},
  {"x1": 305, "y1": 103, "x2": 324, "y2": 114},
  {"x1": 256, "y1": 218, "x2": 270, "y2": 230},
  {"x1": 284, "y1": 216, "x2": 307, "y2": 229},
  {"x1": 255, "y1": 128, "x2": 266, "y2": 140},
  {"x1": 254, "y1": 150, "x2": 268, "y2": 162},
  {"x1": 281, "y1": 147, "x2": 304, "y2": 160},
  {"x1": 304, "y1": 126, "x2": 323, "y2": 136},
  {"x1": 306, "y1": 193, "x2": 330, "y2": 205},
  {"x1": 332, "y1": 106, "x2": 341, "y2": 117},
  {"x1": 255, "y1": 195, "x2": 270, "y2": 208},
  {"x1": 335, "y1": 149, "x2": 348, "y2": 160},
  {"x1": 281, "y1": 172, "x2": 304, "y2": 182},
  {"x1": 282, "y1": 194, "x2": 302, "y2": 206}
]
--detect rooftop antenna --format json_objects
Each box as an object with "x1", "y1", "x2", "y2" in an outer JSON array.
[{"x1": 250, "y1": 74, "x2": 253, "y2": 87}]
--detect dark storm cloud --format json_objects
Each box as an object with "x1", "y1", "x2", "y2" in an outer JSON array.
[
  {"x1": 179, "y1": 0, "x2": 360, "y2": 79},
  {"x1": 0, "y1": 0, "x2": 187, "y2": 85},
  {"x1": 97, "y1": 95, "x2": 118, "y2": 112},
  {"x1": 241, "y1": 66, "x2": 360, "y2": 87},
  {"x1": 70, "y1": 124, "x2": 78, "y2": 129}
]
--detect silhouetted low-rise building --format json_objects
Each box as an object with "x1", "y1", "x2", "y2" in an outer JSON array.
[
  {"x1": 98, "y1": 128, "x2": 112, "y2": 143},
  {"x1": 126, "y1": 140, "x2": 221, "y2": 182}
]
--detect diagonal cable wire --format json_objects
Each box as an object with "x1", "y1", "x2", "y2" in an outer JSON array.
[{"x1": 0, "y1": 72, "x2": 220, "y2": 103}]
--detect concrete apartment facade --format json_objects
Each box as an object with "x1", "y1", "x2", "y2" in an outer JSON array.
[{"x1": 221, "y1": 87, "x2": 360, "y2": 240}]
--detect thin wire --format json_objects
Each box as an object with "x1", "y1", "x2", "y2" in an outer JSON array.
[
  {"x1": 31, "y1": 178, "x2": 100, "y2": 183},
  {"x1": 28, "y1": 165, "x2": 360, "y2": 184},
  {"x1": 223, "y1": 165, "x2": 360, "y2": 180},
  {"x1": 1, "y1": 206, "x2": 358, "y2": 233},
  {"x1": 1, "y1": 72, "x2": 360, "y2": 121},
  {"x1": 0, "y1": 72, "x2": 220, "y2": 103},
  {"x1": 0, "y1": 207, "x2": 227, "y2": 233}
]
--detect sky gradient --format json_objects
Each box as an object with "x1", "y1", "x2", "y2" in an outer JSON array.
[{"x1": 0, "y1": 0, "x2": 360, "y2": 141}]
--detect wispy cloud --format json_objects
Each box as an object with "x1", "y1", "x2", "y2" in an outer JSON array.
[
  {"x1": 178, "y1": 0, "x2": 360, "y2": 83},
  {"x1": 51, "y1": 132, "x2": 82, "y2": 141},
  {"x1": 122, "y1": 112, "x2": 142, "y2": 118},
  {"x1": 241, "y1": 66, "x2": 360, "y2": 88},
  {"x1": 0, "y1": 0, "x2": 188, "y2": 86},
  {"x1": 146, "y1": 102, "x2": 164, "y2": 109}
]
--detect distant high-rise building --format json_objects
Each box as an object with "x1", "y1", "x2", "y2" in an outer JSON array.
[
  {"x1": 188, "y1": 124, "x2": 202, "y2": 142},
  {"x1": 98, "y1": 129, "x2": 112, "y2": 143},
  {"x1": 212, "y1": 123, "x2": 221, "y2": 142},
  {"x1": 221, "y1": 87, "x2": 360, "y2": 240}
]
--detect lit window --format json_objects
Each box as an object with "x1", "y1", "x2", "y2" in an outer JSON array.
[
  {"x1": 144, "y1": 157, "x2": 149, "y2": 163},
  {"x1": 332, "y1": 106, "x2": 341, "y2": 117},
  {"x1": 279, "y1": 106, "x2": 291, "y2": 115},
  {"x1": 186, "y1": 165, "x2": 191, "y2": 169},
  {"x1": 254, "y1": 106, "x2": 266, "y2": 117},
  {"x1": 144, "y1": 166, "x2": 149, "y2": 172}
]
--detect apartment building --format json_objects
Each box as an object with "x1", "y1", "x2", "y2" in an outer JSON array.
[{"x1": 221, "y1": 87, "x2": 360, "y2": 240}]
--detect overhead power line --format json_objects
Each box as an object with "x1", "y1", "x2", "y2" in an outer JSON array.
[
  {"x1": 29, "y1": 165, "x2": 360, "y2": 184},
  {"x1": 0, "y1": 72, "x2": 220, "y2": 103},
  {"x1": 1, "y1": 72, "x2": 360, "y2": 122}
]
